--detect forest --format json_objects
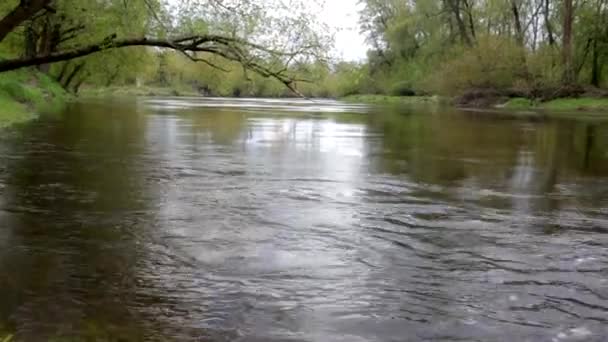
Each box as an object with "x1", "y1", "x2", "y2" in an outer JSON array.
[
  {"x1": 351, "y1": 0, "x2": 608, "y2": 105},
  {"x1": 0, "y1": 0, "x2": 607, "y2": 102}
]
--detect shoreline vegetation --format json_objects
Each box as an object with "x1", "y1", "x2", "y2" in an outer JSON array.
[
  {"x1": 80, "y1": 86, "x2": 608, "y2": 113},
  {"x1": 2, "y1": 82, "x2": 608, "y2": 129},
  {"x1": 0, "y1": 68, "x2": 68, "y2": 127},
  {"x1": 82, "y1": 86, "x2": 608, "y2": 113},
  {"x1": 343, "y1": 94, "x2": 608, "y2": 112},
  {"x1": 502, "y1": 97, "x2": 608, "y2": 111}
]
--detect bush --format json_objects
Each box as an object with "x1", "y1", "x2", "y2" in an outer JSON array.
[
  {"x1": 428, "y1": 35, "x2": 526, "y2": 96},
  {"x1": 526, "y1": 45, "x2": 562, "y2": 88},
  {"x1": 389, "y1": 81, "x2": 416, "y2": 96}
]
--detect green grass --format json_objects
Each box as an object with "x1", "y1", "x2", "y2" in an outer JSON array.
[
  {"x1": 503, "y1": 97, "x2": 608, "y2": 112},
  {"x1": 0, "y1": 92, "x2": 34, "y2": 127},
  {"x1": 81, "y1": 85, "x2": 200, "y2": 98},
  {"x1": 347, "y1": 95, "x2": 608, "y2": 113},
  {"x1": 0, "y1": 68, "x2": 68, "y2": 127},
  {"x1": 342, "y1": 94, "x2": 441, "y2": 105},
  {"x1": 542, "y1": 98, "x2": 608, "y2": 111},
  {"x1": 502, "y1": 97, "x2": 537, "y2": 109}
]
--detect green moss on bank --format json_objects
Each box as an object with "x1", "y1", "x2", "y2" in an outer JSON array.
[
  {"x1": 503, "y1": 97, "x2": 608, "y2": 112},
  {"x1": 342, "y1": 95, "x2": 441, "y2": 105},
  {"x1": 0, "y1": 68, "x2": 68, "y2": 127}
]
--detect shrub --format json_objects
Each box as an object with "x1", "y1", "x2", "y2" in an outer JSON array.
[
  {"x1": 389, "y1": 81, "x2": 416, "y2": 96},
  {"x1": 428, "y1": 35, "x2": 526, "y2": 96}
]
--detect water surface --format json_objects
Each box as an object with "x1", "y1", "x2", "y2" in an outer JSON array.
[{"x1": 0, "y1": 98, "x2": 607, "y2": 341}]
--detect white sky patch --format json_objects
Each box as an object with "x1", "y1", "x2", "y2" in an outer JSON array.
[
  {"x1": 319, "y1": 0, "x2": 368, "y2": 61},
  {"x1": 165, "y1": 0, "x2": 369, "y2": 62}
]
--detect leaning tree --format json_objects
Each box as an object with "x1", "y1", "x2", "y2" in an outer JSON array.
[{"x1": 0, "y1": 0, "x2": 330, "y2": 94}]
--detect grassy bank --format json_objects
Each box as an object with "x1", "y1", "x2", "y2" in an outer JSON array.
[
  {"x1": 342, "y1": 95, "x2": 441, "y2": 106},
  {"x1": 503, "y1": 97, "x2": 608, "y2": 112},
  {"x1": 0, "y1": 68, "x2": 68, "y2": 127},
  {"x1": 80, "y1": 85, "x2": 201, "y2": 98},
  {"x1": 343, "y1": 94, "x2": 608, "y2": 113}
]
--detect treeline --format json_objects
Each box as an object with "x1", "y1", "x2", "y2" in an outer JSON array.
[
  {"x1": 155, "y1": 0, "x2": 608, "y2": 99},
  {"x1": 123, "y1": 0, "x2": 608, "y2": 99},
  {"x1": 0, "y1": 0, "x2": 157, "y2": 93},
  {"x1": 345, "y1": 0, "x2": 608, "y2": 99},
  {"x1": 124, "y1": 51, "x2": 368, "y2": 98},
  {"x1": 0, "y1": 0, "x2": 326, "y2": 96},
  {"x1": 2, "y1": 0, "x2": 606, "y2": 100}
]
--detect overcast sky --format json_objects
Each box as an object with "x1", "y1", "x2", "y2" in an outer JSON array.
[
  {"x1": 320, "y1": 0, "x2": 368, "y2": 61},
  {"x1": 167, "y1": 0, "x2": 369, "y2": 61}
]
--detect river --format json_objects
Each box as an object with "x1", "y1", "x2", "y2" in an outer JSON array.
[{"x1": 0, "y1": 98, "x2": 607, "y2": 341}]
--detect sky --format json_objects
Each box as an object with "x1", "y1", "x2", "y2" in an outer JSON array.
[
  {"x1": 166, "y1": 0, "x2": 369, "y2": 62},
  {"x1": 319, "y1": 0, "x2": 369, "y2": 61}
]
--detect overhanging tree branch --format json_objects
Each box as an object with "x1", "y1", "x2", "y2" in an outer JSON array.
[{"x1": 0, "y1": 34, "x2": 313, "y2": 96}]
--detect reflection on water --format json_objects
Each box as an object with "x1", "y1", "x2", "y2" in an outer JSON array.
[{"x1": 0, "y1": 98, "x2": 607, "y2": 341}]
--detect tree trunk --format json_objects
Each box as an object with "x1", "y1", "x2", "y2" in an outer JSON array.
[
  {"x1": 545, "y1": 0, "x2": 555, "y2": 46},
  {"x1": 37, "y1": 19, "x2": 61, "y2": 73},
  {"x1": 61, "y1": 62, "x2": 84, "y2": 89},
  {"x1": 590, "y1": 0, "x2": 606, "y2": 87},
  {"x1": 55, "y1": 61, "x2": 70, "y2": 84},
  {"x1": 37, "y1": 19, "x2": 51, "y2": 72},
  {"x1": 591, "y1": 39, "x2": 601, "y2": 87},
  {"x1": 463, "y1": 0, "x2": 476, "y2": 40},
  {"x1": 511, "y1": 0, "x2": 530, "y2": 80},
  {"x1": 72, "y1": 75, "x2": 87, "y2": 94},
  {"x1": 532, "y1": 7, "x2": 540, "y2": 51},
  {"x1": 0, "y1": 0, "x2": 51, "y2": 44},
  {"x1": 445, "y1": 0, "x2": 472, "y2": 46},
  {"x1": 511, "y1": 0, "x2": 524, "y2": 46},
  {"x1": 24, "y1": 21, "x2": 38, "y2": 58},
  {"x1": 562, "y1": 0, "x2": 575, "y2": 84}
]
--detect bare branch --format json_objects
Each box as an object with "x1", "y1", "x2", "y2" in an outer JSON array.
[{"x1": 180, "y1": 51, "x2": 230, "y2": 72}]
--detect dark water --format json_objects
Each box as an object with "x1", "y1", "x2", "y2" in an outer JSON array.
[{"x1": 0, "y1": 98, "x2": 607, "y2": 341}]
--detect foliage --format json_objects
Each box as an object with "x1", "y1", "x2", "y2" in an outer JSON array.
[
  {"x1": 353, "y1": 0, "x2": 608, "y2": 100},
  {"x1": 499, "y1": 97, "x2": 608, "y2": 112},
  {"x1": 503, "y1": 98, "x2": 538, "y2": 109},
  {"x1": 428, "y1": 36, "x2": 526, "y2": 95},
  {"x1": 542, "y1": 98, "x2": 608, "y2": 111},
  {"x1": 0, "y1": 68, "x2": 68, "y2": 126},
  {"x1": 0, "y1": 0, "x2": 331, "y2": 96},
  {"x1": 3, "y1": 0, "x2": 608, "y2": 102},
  {"x1": 343, "y1": 94, "x2": 439, "y2": 106}
]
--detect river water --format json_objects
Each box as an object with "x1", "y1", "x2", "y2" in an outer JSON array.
[{"x1": 0, "y1": 98, "x2": 607, "y2": 341}]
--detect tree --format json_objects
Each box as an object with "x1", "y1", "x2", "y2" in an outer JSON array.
[
  {"x1": 562, "y1": 0, "x2": 575, "y2": 84},
  {"x1": 0, "y1": 0, "x2": 51, "y2": 44},
  {"x1": 353, "y1": 0, "x2": 608, "y2": 98},
  {"x1": 0, "y1": 0, "x2": 329, "y2": 94}
]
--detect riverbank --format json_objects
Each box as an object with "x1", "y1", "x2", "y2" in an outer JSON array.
[
  {"x1": 502, "y1": 97, "x2": 608, "y2": 111},
  {"x1": 343, "y1": 94, "x2": 608, "y2": 113},
  {"x1": 0, "y1": 69, "x2": 68, "y2": 127},
  {"x1": 50, "y1": 85, "x2": 608, "y2": 114},
  {"x1": 342, "y1": 95, "x2": 442, "y2": 106},
  {"x1": 80, "y1": 85, "x2": 201, "y2": 98}
]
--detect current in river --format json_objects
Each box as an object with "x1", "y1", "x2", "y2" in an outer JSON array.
[{"x1": 0, "y1": 98, "x2": 606, "y2": 341}]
